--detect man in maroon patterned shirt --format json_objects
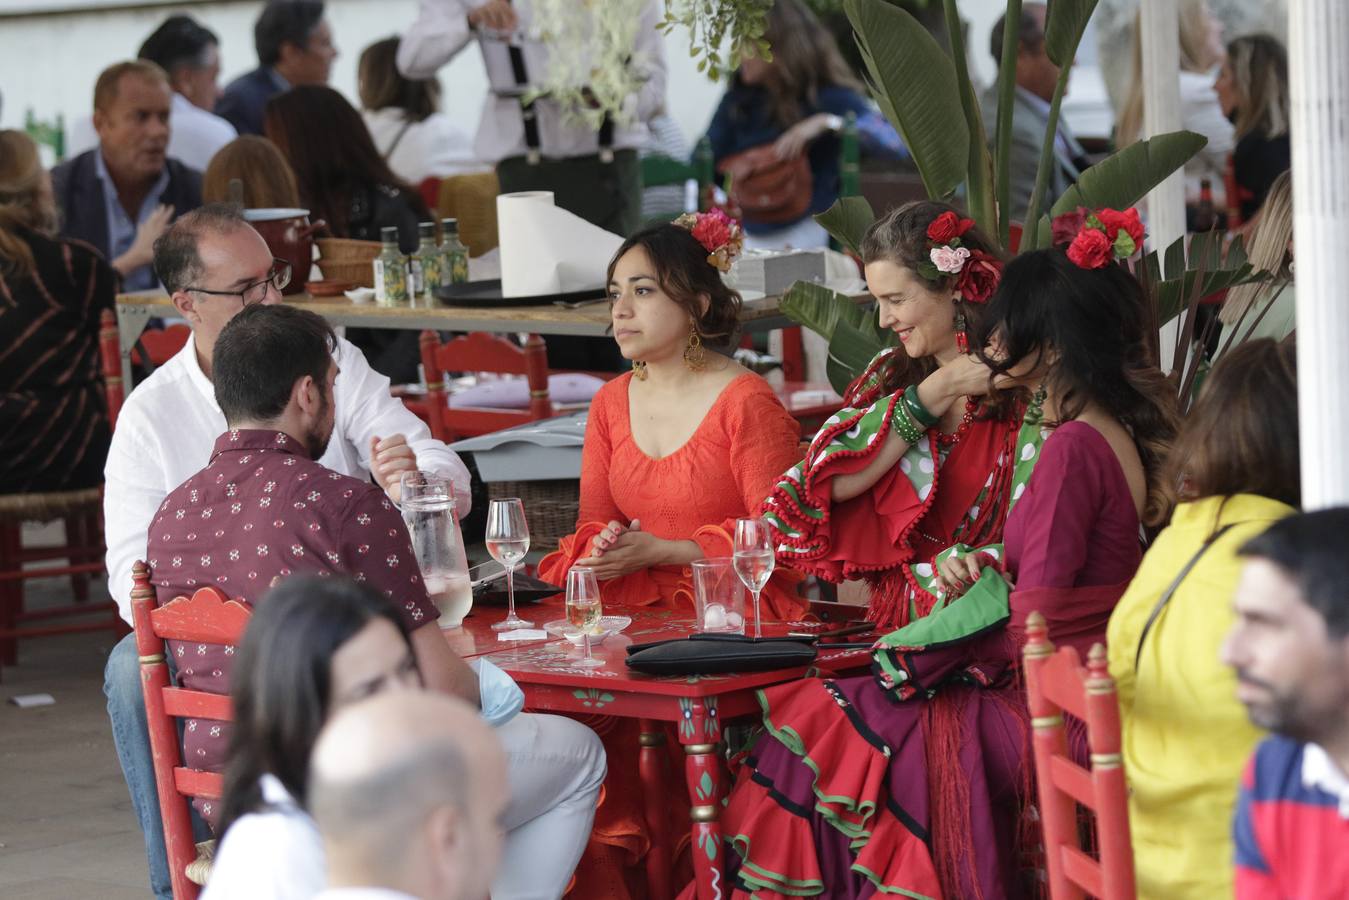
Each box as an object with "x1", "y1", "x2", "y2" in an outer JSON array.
[
  {"x1": 145, "y1": 303, "x2": 477, "y2": 782},
  {"x1": 140, "y1": 275, "x2": 604, "y2": 897}
]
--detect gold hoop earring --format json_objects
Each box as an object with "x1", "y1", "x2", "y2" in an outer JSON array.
[
  {"x1": 683, "y1": 326, "x2": 707, "y2": 372},
  {"x1": 632, "y1": 360, "x2": 648, "y2": 381}
]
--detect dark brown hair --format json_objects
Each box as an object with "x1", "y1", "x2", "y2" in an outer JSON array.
[
  {"x1": 745, "y1": 0, "x2": 864, "y2": 128},
  {"x1": 1166, "y1": 337, "x2": 1299, "y2": 510},
  {"x1": 606, "y1": 223, "x2": 742, "y2": 346},
  {"x1": 857, "y1": 199, "x2": 1006, "y2": 397},
  {"x1": 975, "y1": 248, "x2": 1180, "y2": 526},
  {"x1": 358, "y1": 36, "x2": 440, "y2": 122},
  {"x1": 217, "y1": 576, "x2": 415, "y2": 840},
  {"x1": 202, "y1": 136, "x2": 302, "y2": 209},
  {"x1": 263, "y1": 85, "x2": 426, "y2": 237}
]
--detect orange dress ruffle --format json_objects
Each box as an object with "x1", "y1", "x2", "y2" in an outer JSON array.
[{"x1": 539, "y1": 371, "x2": 808, "y2": 898}]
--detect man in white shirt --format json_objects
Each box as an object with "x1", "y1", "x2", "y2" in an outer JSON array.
[
  {"x1": 67, "y1": 15, "x2": 237, "y2": 173},
  {"x1": 309, "y1": 691, "x2": 508, "y2": 900},
  {"x1": 105, "y1": 203, "x2": 475, "y2": 899},
  {"x1": 397, "y1": 0, "x2": 666, "y2": 238}
]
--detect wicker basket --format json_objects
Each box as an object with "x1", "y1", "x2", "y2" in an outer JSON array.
[
  {"x1": 487, "y1": 479, "x2": 579, "y2": 552},
  {"x1": 314, "y1": 238, "x2": 381, "y2": 288}
]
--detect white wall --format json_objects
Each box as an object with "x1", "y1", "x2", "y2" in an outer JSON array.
[{"x1": 0, "y1": 0, "x2": 727, "y2": 151}]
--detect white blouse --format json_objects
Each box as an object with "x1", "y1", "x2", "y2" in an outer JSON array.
[
  {"x1": 201, "y1": 775, "x2": 325, "y2": 900},
  {"x1": 362, "y1": 107, "x2": 486, "y2": 185}
]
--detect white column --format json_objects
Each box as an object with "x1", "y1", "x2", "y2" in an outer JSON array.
[
  {"x1": 1289, "y1": 0, "x2": 1349, "y2": 508},
  {"x1": 1139, "y1": 0, "x2": 1185, "y2": 371}
]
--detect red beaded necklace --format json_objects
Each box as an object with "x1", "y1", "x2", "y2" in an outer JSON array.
[{"x1": 933, "y1": 398, "x2": 979, "y2": 449}]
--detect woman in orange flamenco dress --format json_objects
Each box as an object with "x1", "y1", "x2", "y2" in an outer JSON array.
[{"x1": 538, "y1": 212, "x2": 808, "y2": 896}]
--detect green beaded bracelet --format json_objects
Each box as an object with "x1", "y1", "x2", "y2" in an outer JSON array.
[
  {"x1": 903, "y1": 385, "x2": 940, "y2": 428},
  {"x1": 891, "y1": 400, "x2": 924, "y2": 445}
]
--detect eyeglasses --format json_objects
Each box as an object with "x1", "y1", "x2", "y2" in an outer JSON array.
[{"x1": 185, "y1": 259, "x2": 292, "y2": 305}]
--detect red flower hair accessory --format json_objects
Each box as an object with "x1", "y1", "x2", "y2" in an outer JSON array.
[
  {"x1": 673, "y1": 209, "x2": 745, "y2": 274},
  {"x1": 1052, "y1": 206, "x2": 1145, "y2": 269},
  {"x1": 916, "y1": 211, "x2": 1000, "y2": 303}
]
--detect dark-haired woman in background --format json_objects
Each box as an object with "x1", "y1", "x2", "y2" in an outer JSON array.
[
  {"x1": 1108, "y1": 339, "x2": 1298, "y2": 900},
  {"x1": 539, "y1": 214, "x2": 805, "y2": 617},
  {"x1": 265, "y1": 84, "x2": 431, "y2": 382},
  {"x1": 358, "y1": 36, "x2": 481, "y2": 186},
  {"x1": 1215, "y1": 34, "x2": 1290, "y2": 224},
  {"x1": 713, "y1": 218, "x2": 1177, "y2": 899}
]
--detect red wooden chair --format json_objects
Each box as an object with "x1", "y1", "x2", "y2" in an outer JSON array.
[
  {"x1": 100, "y1": 309, "x2": 125, "y2": 428},
  {"x1": 1022, "y1": 611, "x2": 1136, "y2": 900},
  {"x1": 131, "y1": 561, "x2": 251, "y2": 900},
  {"x1": 418, "y1": 331, "x2": 554, "y2": 441}
]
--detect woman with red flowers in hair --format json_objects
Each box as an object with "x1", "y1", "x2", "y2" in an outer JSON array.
[
  {"x1": 765, "y1": 200, "x2": 1022, "y2": 632},
  {"x1": 710, "y1": 215, "x2": 1176, "y2": 900},
  {"x1": 537, "y1": 212, "x2": 808, "y2": 897}
]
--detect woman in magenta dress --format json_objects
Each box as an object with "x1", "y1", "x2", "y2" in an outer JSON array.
[{"x1": 715, "y1": 216, "x2": 1178, "y2": 899}]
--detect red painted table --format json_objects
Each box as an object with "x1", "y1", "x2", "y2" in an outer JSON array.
[{"x1": 451, "y1": 604, "x2": 872, "y2": 899}]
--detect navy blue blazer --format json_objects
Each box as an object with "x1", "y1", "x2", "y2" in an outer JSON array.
[
  {"x1": 49, "y1": 150, "x2": 202, "y2": 266},
  {"x1": 216, "y1": 67, "x2": 286, "y2": 136}
]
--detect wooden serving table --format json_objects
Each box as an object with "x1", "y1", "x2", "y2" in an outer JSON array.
[
  {"x1": 112, "y1": 285, "x2": 872, "y2": 388},
  {"x1": 453, "y1": 603, "x2": 871, "y2": 900}
]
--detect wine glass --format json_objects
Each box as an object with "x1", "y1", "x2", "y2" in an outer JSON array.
[
  {"x1": 486, "y1": 498, "x2": 532, "y2": 630},
  {"x1": 733, "y1": 517, "x2": 775, "y2": 638},
  {"x1": 565, "y1": 566, "x2": 605, "y2": 668}
]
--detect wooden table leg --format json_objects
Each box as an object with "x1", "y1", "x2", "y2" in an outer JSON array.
[
  {"x1": 639, "y1": 720, "x2": 674, "y2": 900},
  {"x1": 678, "y1": 697, "x2": 727, "y2": 899}
]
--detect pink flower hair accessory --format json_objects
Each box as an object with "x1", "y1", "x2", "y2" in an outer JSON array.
[
  {"x1": 916, "y1": 211, "x2": 1001, "y2": 304},
  {"x1": 673, "y1": 209, "x2": 745, "y2": 274}
]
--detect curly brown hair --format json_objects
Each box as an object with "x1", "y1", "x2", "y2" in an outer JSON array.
[{"x1": 856, "y1": 199, "x2": 1006, "y2": 398}]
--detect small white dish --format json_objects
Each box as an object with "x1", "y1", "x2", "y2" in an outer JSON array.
[
  {"x1": 542, "y1": 615, "x2": 632, "y2": 645},
  {"x1": 344, "y1": 287, "x2": 376, "y2": 304}
]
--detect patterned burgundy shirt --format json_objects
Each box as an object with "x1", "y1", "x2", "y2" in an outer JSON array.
[{"x1": 146, "y1": 429, "x2": 436, "y2": 803}]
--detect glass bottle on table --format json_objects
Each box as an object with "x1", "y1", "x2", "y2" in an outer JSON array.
[
  {"x1": 486, "y1": 497, "x2": 532, "y2": 630},
  {"x1": 733, "y1": 517, "x2": 776, "y2": 638},
  {"x1": 373, "y1": 226, "x2": 409, "y2": 307},
  {"x1": 400, "y1": 471, "x2": 472, "y2": 627},
  {"x1": 440, "y1": 217, "x2": 470, "y2": 285},
  {"x1": 566, "y1": 566, "x2": 604, "y2": 668},
  {"x1": 414, "y1": 221, "x2": 442, "y2": 303}
]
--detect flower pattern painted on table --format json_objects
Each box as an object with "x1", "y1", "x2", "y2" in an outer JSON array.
[{"x1": 146, "y1": 429, "x2": 437, "y2": 803}]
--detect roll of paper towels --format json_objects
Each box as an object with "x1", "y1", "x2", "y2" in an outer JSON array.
[{"x1": 496, "y1": 191, "x2": 625, "y2": 298}]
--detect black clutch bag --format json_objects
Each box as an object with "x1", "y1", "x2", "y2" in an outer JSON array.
[{"x1": 624, "y1": 634, "x2": 817, "y2": 676}]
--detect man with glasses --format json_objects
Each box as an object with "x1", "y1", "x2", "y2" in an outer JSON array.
[{"x1": 102, "y1": 203, "x2": 472, "y2": 898}]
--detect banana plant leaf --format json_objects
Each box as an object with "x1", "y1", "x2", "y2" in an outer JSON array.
[
  {"x1": 1043, "y1": 0, "x2": 1099, "y2": 66},
  {"x1": 780, "y1": 280, "x2": 894, "y2": 395},
  {"x1": 1031, "y1": 131, "x2": 1208, "y2": 247},
  {"x1": 940, "y1": 0, "x2": 997, "y2": 234},
  {"x1": 814, "y1": 196, "x2": 876, "y2": 257},
  {"x1": 1141, "y1": 231, "x2": 1269, "y2": 324},
  {"x1": 844, "y1": 0, "x2": 968, "y2": 201}
]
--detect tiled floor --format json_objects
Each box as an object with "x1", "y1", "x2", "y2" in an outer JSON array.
[{"x1": 0, "y1": 567, "x2": 150, "y2": 899}]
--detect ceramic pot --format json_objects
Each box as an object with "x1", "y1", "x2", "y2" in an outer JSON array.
[{"x1": 243, "y1": 208, "x2": 325, "y2": 295}]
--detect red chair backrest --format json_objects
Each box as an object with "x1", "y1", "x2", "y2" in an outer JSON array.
[
  {"x1": 418, "y1": 330, "x2": 554, "y2": 441},
  {"x1": 99, "y1": 309, "x2": 124, "y2": 430},
  {"x1": 134, "y1": 324, "x2": 191, "y2": 367},
  {"x1": 1022, "y1": 611, "x2": 1136, "y2": 900},
  {"x1": 130, "y1": 561, "x2": 251, "y2": 900}
]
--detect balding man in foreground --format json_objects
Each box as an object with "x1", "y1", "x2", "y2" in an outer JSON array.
[{"x1": 309, "y1": 691, "x2": 508, "y2": 900}]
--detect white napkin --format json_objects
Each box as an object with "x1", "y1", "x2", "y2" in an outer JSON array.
[
  {"x1": 498, "y1": 628, "x2": 549, "y2": 641},
  {"x1": 497, "y1": 191, "x2": 624, "y2": 297}
]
